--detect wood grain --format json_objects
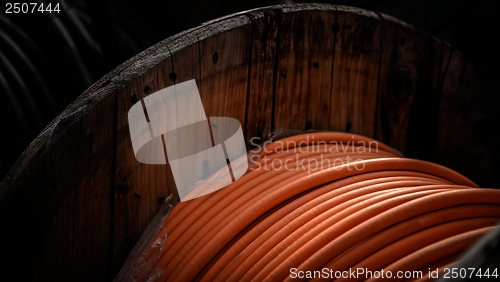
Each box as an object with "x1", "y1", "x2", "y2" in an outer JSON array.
[
  {"x1": 436, "y1": 52, "x2": 488, "y2": 185},
  {"x1": 198, "y1": 17, "x2": 252, "y2": 124},
  {"x1": 375, "y1": 13, "x2": 433, "y2": 155},
  {"x1": 244, "y1": 10, "x2": 278, "y2": 147},
  {"x1": 71, "y1": 88, "x2": 117, "y2": 281},
  {"x1": 111, "y1": 62, "x2": 172, "y2": 276},
  {"x1": 330, "y1": 6, "x2": 382, "y2": 136},
  {"x1": 274, "y1": 4, "x2": 337, "y2": 132},
  {"x1": 0, "y1": 113, "x2": 83, "y2": 281}
]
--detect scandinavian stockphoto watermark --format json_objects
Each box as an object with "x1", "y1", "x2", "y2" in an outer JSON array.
[
  {"x1": 127, "y1": 80, "x2": 248, "y2": 202},
  {"x1": 247, "y1": 134, "x2": 380, "y2": 174}
]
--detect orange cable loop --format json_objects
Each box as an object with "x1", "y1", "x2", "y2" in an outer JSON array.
[{"x1": 131, "y1": 132, "x2": 499, "y2": 282}]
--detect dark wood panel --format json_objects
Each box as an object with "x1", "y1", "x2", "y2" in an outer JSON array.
[
  {"x1": 274, "y1": 5, "x2": 337, "y2": 132},
  {"x1": 111, "y1": 62, "x2": 172, "y2": 276},
  {"x1": 198, "y1": 18, "x2": 252, "y2": 124},
  {"x1": 375, "y1": 14, "x2": 435, "y2": 154},
  {"x1": 244, "y1": 10, "x2": 278, "y2": 147},
  {"x1": 402, "y1": 35, "x2": 450, "y2": 161},
  {"x1": 71, "y1": 89, "x2": 117, "y2": 281},
  {"x1": 330, "y1": 6, "x2": 382, "y2": 136},
  {"x1": 34, "y1": 124, "x2": 81, "y2": 281},
  {"x1": 436, "y1": 53, "x2": 487, "y2": 185}
]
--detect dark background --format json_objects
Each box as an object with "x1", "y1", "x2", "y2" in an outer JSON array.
[{"x1": 1, "y1": 0, "x2": 499, "y2": 183}]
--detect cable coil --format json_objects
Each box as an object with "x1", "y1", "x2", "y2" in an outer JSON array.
[{"x1": 135, "y1": 132, "x2": 500, "y2": 282}]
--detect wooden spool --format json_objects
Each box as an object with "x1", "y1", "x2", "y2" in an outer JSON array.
[{"x1": 0, "y1": 3, "x2": 487, "y2": 281}]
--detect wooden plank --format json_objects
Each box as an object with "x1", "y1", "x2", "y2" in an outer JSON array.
[
  {"x1": 435, "y1": 51, "x2": 488, "y2": 185},
  {"x1": 375, "y1": 15, "x2": 417, "y2": 152},
  {"x1": 111, "y1": 61, "x2": 173, "y2": 276},
  {"x1": 403, "y1": 36, "x2": 451, "y2": 160},
  {"x1": 329, "y1": 7, "x2": 382, "y2": 137},
  {"x1": 70, "y1": 88, "x2": 117, "y2": 281},
  {"x1": 198, "y1": 16, "x2": 252, "y2": 127},
  {"x1": 168, "y1": 43, "x2": 200, "y2": 88},
  {"x1": 27, "y1": 118, "x2": 83, "y2": 280},
  {"x1": 375, "y1": 14, "x2": 438, "y2": 155},
  {"x1": 0, "y1": 82, "x2": 116, "y2": 281},
  {"x1": 274, "y1": 5, "x2": 337, "y2": 132},
  {"x1": 244, "y1": 10, "x2": 278, "y2": 147},
  {"x1": 164, "y1": 41, "x2": 202, "y2": 202}
]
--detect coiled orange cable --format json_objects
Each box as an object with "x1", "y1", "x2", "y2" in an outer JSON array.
[{"x1": 130, "y1": 132, "x2": 500, "y2": 282}]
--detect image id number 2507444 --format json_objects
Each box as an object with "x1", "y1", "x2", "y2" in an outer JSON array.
[{"x1": 5, "y1": 2, "x2": 61, "y2": 14}]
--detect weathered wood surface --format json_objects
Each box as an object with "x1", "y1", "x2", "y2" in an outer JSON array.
[
  {"x1": 0, "y1": 3, "x2": 486, "y2": 281},
  {"x1": 71, "y1": 89, "x2": 117, "y2": 281},
  {"x1": 244, "y1": 10, "x2": 278, "y2": 146},
  {"x1": 111, "y1": 64, "x2": 173, "y2": 275},
  {"x1": 274, "y1": 5, "x2": 336, "y2": 132},
  {"x1": 330, "y1": 6, "x2": 382, "y2": 137},
  {"x1": 375, "y1": 13, "x2": 443, "y2": 159}
]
